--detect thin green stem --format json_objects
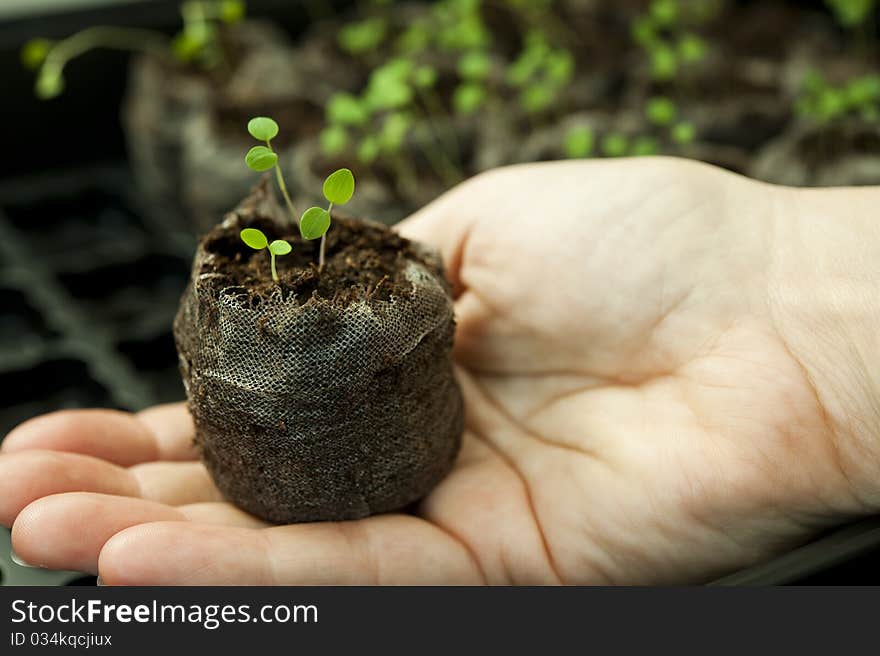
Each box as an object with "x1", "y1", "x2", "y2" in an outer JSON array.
[
  {"x1": 320, "y1": 202, "x2": 333, "y2": 271},
  {"x1": 44, "y1": 26, "x2": 171, "y2": 73},
  {"x1": 270, "y1": 251, "x2": 279, "y2": 282},
  {"x1": 267, "y1": 138, "x2": 299, "y2": 224}
]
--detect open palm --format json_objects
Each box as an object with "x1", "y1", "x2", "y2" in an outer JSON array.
[{"x1": 1, "y1": 159, "x2": 875, "y2": 584}]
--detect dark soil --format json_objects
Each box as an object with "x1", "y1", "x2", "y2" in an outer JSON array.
[{"x1": 200, "y1": 213, "x2": 421, "y2": 305}]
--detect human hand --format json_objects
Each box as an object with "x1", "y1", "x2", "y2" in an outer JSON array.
[{"x1": 2, "y1": 158, "x2": 878, "y2": 584}]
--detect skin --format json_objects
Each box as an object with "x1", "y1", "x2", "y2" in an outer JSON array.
[{"x1": 1, "y1": 158, "x2": 879, "y2": 585}]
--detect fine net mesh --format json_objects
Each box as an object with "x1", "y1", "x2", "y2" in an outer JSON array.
[{"x1": 174, "y1": 182, "x2": 463, "y2": 523}]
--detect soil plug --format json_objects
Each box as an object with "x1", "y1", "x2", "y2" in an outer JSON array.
[{"x1": 174, "y1": 181, "x2": 463, "y2": 524}]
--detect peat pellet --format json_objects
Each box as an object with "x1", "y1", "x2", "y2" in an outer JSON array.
[{"x1": 173, "y1": 179, "x2": 463, "y2": 523}]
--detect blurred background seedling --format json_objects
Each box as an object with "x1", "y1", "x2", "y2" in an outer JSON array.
[{"x1": 22, "y1": 0, "x2": 246, "y2": 99}]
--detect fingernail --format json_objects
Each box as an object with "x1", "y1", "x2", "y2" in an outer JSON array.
[
  {"x1": 96, "y1": 577, "x2": 104, "y2": 586},
  {"x1": 10, "y1": 547, "x2": 40, "y2": 569}
]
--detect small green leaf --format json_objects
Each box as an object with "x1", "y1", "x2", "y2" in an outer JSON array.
[
  {"x1": 358, "y1": 136, "x2": 380, "y2": 163},
  {"x1": 630, "y1": 17, "x2": 657, "y2": 47},
  {"x1": 320, "y1": 126, "x2": 349, "y2": 156},
  {"x1": 413, "y1": 65, "x2": 437, "y2": 89},
  {"x1": 379, "y1": 112, "x2": 412, "y2": 152},
  {"x1": 650, "y1": 45, "x2": 677, "y2": 81},
  {"x1": 545, "y1": 50, "x2": 574, "y2": 84},
  {"x1": 671, "y1": 121, "x2": 696, "y2": 145},
  {"x1": 521, "y1": 84, "x2": 554, "y2": 114},
  {"x1": 678, "y1": 33, "x2": 707, "y2": 63},
  {"x1": 172, "y1": 32, "x2": 202, "y2": 62},
  {"x1": 247, "y1": 117, "x2": 279, "y2": 142},
  {"x1": 601, "y1": 133, "x2": 629, "y2": 158},
  {"x1": 338, "y1": 18, "x2": 387, "y2": 54},
  {"x1": 454, "y1": 82, "x2": 486, "y2": 114},
  {"x1": 458, "y1": 51, "x2": 492, "y2": 80},
  {"x1": 323, "y1": 168, "x2": 355, "y2": 205},
  {"x1": 650, "y1": 0, "x2": 679, "y2": 27},
  {"x1": 646, "y1": 97, "x2": 677, "y2": 126},
  {"x1": 268, "y1": 239, "x2": 292, "y2": 255},
  {"x1": 631, "y1": 136, "x2": 661, "y2": 156},
  {"x1": 397, "y1": 22, "x2": 430, "y2": 53},
  {"x1": 326, "y1": 93, "x2": 368, "y2": 127},
  {"x1": 245, "y1": 145, "x2": 278, "y2": 172},
  {"x1": 220, "y1": 0, "x2": 246, "y2": 24},
  {"x1": 300, "y1": 207, "x2": 331, "y2": 240},
  {"x1": 21, "y1": 38, "x2": 52, "y2": 70},
  {"x1": 564, "y1": 125, "x2": 595, "y2": 159},
  {"x1": 240, "y1": 228, "x2": 268, "y2": 250},
  {"x1": 826, "y1": 0, "x2": 876, "y2": 28},
  {"x1": 364, "y1": 64, "x2": 413, "y2": 111}
]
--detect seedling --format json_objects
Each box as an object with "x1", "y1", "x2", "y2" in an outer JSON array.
[
  {"x1": 630, "y1": 0, "x2": 717, "y2": 83},
  {"x1": 245, "y1": 116, "x2": 299, "y2": 221},
  {"x1": 824, "y1": 0, "x2": 877, "y2": 28},
  {"x1": 240, "y1": 228, "x2": 292, "y2": 282},
  {"x1": 564, "y1": 125, "x2": 595, "y2": 158},
  {"x1": 320, "y1": 58, "x2": 461, "y2": 190},
  {"x1": 646, "y1": 96, "x2": 678, "y2": 126},
  {"x1": 299, "y1": 169, "x2": 356, "y2": 270},
  {"x1": 601, "y1": 133, "x2": 629, "y2": 157},
  {"x1": 506, "y1": 30, "x2": 574, "y2": 114},
  {"x1": 567, "y1": 98, "x2": 697, "y2": 160},
  {"x1": 338, "y1": 17, "x2": 387, "y2": 56},
  {"x1": 645, "y1": 96, "x2": 697, "y2": 147},
  {"x1": 244, "y1": 117, "x2": 356, "y2": 272},
  {"x1": 22, "y1": 0, "x2": 245, "y2": 99},
  {"x1": 795, "y1": 70, "x2": 880, "y2": 123}
]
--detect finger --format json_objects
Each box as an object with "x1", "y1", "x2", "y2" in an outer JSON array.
[
  {"x1": 11, "y1": 493, "x2": 267, "y2": 575},
  {"x1": 1, "y1": 404, "x2": 197, "y2": 466},
  {"x1": 99, "y1": 517, "x2": 485, "y2": 585},
  {"x1": 2, "y1": 410, "x2": 160, "y2": 466},
  {"x1": 179, "y1": 503, "x2": 269, "y2": 529},
  {"x1": 0, "y1": 450, "x2": 139, "y2": 527},
  {"x1": 11, "y1": 493, "x2": 183, "y2": 574},
  {"x1": 136, "y1": 403, "x2": 198, "y2": 461},
  {"x1": 130, "y1": 462, "x2": 224, "y2": 506}
]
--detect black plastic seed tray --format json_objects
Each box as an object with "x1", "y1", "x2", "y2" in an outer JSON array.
[{"x1": 0, "y1": 163, "x2": 195, "y2": 586}]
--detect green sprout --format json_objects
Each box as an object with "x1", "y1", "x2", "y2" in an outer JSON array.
[
  {"x1": 338, "y1": 17, "x2": 387, "y2": 55},
  {"x1": 506, "y1": 30, "x2": 574, "y2": 114},
  {"x1": 630, "y1": 0, "x2": 717, "y2": 83},
  {"x1": 646, "y1": 96, "x2": 678, "y2": 126},
  {"x1": 670, "y1": 121, "x2": 696, "y2": 145},
  {"x1": 299, "y1": 169, "x2": 356, "y2": 270},
  {"x1": 22, "y1": 0, "x2": 245, "y2": 99},
  {"x1": 601, "y1": 133, "x2": 629, "y2": 157},
  {"x1": 564, "y1": 125, "x2": 595, "y2": 158},
  {"x1": 240, "y1": 228, "x2": 292, "y2": 283},
  {"x1": 245, "y1": 116, "x2": 299, "y2": 221},
  {"x1": 631, "y1": 136, "x2": 661, "y2": 156},
  {"x1": 244, "y1": 117, "x2": 356, "y2": 272},
  {"x1": 319, "y1": 56, "x2": 461, "y2": 190},
  {"x1": 795, "y1": 70, "x2": 880, "y2": 123},
  {"x1": 824, "y1": 0, "x2": 877, "y2": 28}
]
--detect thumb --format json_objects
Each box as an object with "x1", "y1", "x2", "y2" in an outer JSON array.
[{"x1": 394, "y1": 173, "x2": 490, "y2": 296}]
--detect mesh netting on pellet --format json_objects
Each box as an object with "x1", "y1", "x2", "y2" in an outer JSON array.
[{"x1": 174, "y1": 183, "x2": 463, "y2": 523}]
